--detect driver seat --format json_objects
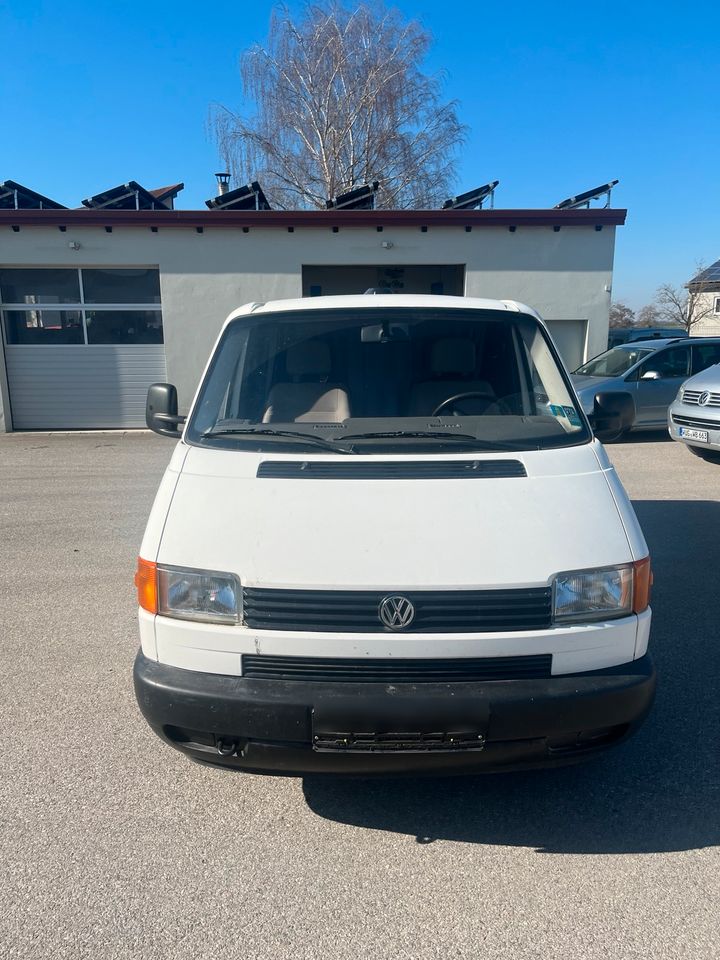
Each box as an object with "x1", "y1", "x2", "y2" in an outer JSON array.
[{"x1": 408, "y1": 338, "x2": 494, "y2": 416}]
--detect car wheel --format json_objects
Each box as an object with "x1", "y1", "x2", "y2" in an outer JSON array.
[{"x1": 688, "y1": 445, "x2": 720, "y2": 464}]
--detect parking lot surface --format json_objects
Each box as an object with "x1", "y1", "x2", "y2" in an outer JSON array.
[{"x1": 1, "y1": 430, "x2": 718, "y2": 959}]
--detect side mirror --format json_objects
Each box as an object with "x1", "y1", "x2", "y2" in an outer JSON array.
[
  {"x1": 591, "y1": 391, "x2": 635, "y2": 442},
  {"x1": 641, "y1": 370, "x2": 662, "y2": 381},
  {"x1": 146, "y1": 383, "x2": 186, "y2": 438}
]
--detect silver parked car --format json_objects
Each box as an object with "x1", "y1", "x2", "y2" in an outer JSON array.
[
  {"x1": 571, "y1": 338, "x2": 720, "y2": 432},
  {"x1": 668, "y1": 364, "x2": 720, "y2": 463}
]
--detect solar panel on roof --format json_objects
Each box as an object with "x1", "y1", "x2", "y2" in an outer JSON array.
[
  {"x1": 326, "y1": 182, "x2": 379, "y2": 210},
  {"x1": 689, "y1": 260, "x2": 720, "y2": 285},
  {"x1": 442, "y1": 181, "x2": 499, "y2": 210},
  {"x1": 554, "y1": 180, "x2": 619, "y2": 210},
  {"x1": 205, "y1": 181, "x2": 271, "y2": 210},
  {"x1": 82, "y1": 181, "x2": 172, "y2": 210},
  {"x1": 0, "y1": 180, "x2": 66, "y2": 210}
]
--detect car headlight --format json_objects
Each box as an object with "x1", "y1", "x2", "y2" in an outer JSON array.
[
  {"x1": 552, "y1": 559, "x2": 651, "y2": 624},
  {"x1": 156, "y1": 564, "x2": 241, "y2": 624}
]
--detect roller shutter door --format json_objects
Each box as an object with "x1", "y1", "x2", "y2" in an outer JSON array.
[
  {"x1": 1, "y1": 267, "x2": 166, "y2": 430},
  {"x1": 4, "y1": 344, "x2": 166, "y2": 429}
]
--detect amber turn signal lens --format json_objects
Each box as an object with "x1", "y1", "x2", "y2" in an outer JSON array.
[
  {"x1": 135, "y1": 557, "x2": 158, "y2": 614},
  {"x1": 632, "y1": 557, "x2": 652, "y2": 614}
]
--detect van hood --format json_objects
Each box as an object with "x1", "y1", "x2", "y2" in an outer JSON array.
[
  {"x1": 156, "y1": 443, "x2": 637, "y2": 590},
  {"x1": 681, "y1": 363, "x2": 720, "y2": 390}
]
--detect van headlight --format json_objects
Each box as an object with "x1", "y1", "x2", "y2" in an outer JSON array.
[
  {"x1": 552, "y1": 559, "x2": 651, "y2": 623},
  {"x1": 157, "y1": 565, "x2": 241, "y2": 624}
]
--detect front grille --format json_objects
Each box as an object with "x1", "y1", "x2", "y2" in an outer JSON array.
[
  {"x1": 241, "y1": 653, "x2": 552, "y2": 682},
  {"x1": 671, "y1": 413, "x2": 720, "y2": 429},
  {"x1": 682, "y1": 389, "x2": 720, "y2": 406},
  {"x1": 243, "y1": 587, "x2": 552, "y2": 633},
  {"x1": 257, "y1": 459, "x2": 527, "y2": 479}
]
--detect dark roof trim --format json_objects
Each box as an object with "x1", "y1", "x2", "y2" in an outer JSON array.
[{"x1": 0, "y1": 208, "x2": 627, "y2": 228}]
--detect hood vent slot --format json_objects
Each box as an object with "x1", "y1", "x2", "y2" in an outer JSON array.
[{"x1": 257, "y1": 459, "x2": 526, "y2": 480}]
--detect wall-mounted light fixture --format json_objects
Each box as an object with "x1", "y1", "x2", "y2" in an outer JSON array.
[
  {"x1": 381, "y1": 240, "x2": 394, "y2": 249},
  {"x1": 67, "y1": 240, "x2": 81, "y2": 251}
]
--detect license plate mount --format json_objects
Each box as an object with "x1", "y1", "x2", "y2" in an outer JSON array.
[
  {"x1": 313, "y1": 730, "x2": 486, "y2": 753},
  {"x1": 312, "y1": 697, "x2": 489, "y2": 753}
]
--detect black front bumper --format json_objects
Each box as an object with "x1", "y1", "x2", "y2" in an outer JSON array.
[{"x1": 133, "y1": 652, "x2": 656, "y2": 776}]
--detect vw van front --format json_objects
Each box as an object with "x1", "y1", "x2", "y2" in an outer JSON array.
[{"x1": 133, "y1": 295, "x2": 655, "y2": 775}]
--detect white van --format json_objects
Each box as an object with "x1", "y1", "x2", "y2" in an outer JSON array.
[{"x1": 134, "y1": 295, "x2": 655, "y2": 775}]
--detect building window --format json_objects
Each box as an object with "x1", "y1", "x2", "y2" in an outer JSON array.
[
  {"x1": 0, "y1": 267, "x2": 163, "y2": 345},
  {"x1": 82, "y1": 268, "x2": 161, "y2": 304},
  {"x1": 714, "y1": 296, "x2": 720, "y2": 315},
  {"x1": 85, "y1": 310, "x2": 163, "y2": 344},
  {"x1": 3, "y1": 309, "x2": 84, "y2": 345},
  {"x1": 0, "y1": 268, "x2": 81, "y2": 304}
]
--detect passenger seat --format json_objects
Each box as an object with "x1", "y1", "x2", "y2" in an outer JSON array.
[{"x1": 262, "y1": 341, "x2": 350, "y2": 423}]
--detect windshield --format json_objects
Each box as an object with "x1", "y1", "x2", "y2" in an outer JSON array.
[
  {"x1": 574, "y1": 345, "x2": 654, "y2": 378},
  {"x1": 185, "y1": 307, "x2": 591, "y2": 452}
]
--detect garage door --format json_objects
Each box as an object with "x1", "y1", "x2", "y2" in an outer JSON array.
[
  {"x1": 545, "y1": 319, "x2": 588, "y2": 371},
  {"x1": 1, "y1": 268, "x2": 166, "y2": 429}
]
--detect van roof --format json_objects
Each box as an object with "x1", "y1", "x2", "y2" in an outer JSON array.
[{"x1": 225, "y1": 294, "x2": 542, "y2": 326}]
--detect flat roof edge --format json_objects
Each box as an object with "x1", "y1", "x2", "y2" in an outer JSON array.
[{"x1": 0, "y1": 208, "x2": 627, "y2": 228}]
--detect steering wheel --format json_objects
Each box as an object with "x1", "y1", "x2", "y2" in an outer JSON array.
[{"x1": 432, "y1": 391, "x2": 499, "y2": 417}]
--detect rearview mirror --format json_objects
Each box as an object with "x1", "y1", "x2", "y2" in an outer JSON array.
[
  {"x1": 146, "y1": 383, "x2": 186, "y2": 438},
  {"x1": 640, "y1": 370, "x2": 662, "y2": 381},
  {"x1": 591, "y1": 391, "x2": 635, "y2": 442}
]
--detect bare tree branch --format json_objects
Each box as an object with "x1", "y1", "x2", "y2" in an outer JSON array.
[
  {"x1": 654, "y1": 262, "x2": 719, "y2": 333},
  {"x1": 609, "y1": 301, "x2": 635, "y2": 328},
  {"x1": 209, "y1": 2, "x2": 467, "y2": 209}
]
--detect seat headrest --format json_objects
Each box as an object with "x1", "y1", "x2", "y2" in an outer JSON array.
[
  {"x1": 431, "y1": 338, "x2": 476, "y2": 376},
  {"x1": 286, "y1": 340, "x2": 332, "y2": 377}
]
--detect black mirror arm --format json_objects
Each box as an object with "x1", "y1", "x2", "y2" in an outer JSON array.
[{"x1": 154, "y1": 413, "x2": 186, "y2": 426}]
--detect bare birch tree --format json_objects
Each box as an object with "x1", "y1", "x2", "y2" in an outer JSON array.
[
  {"x1": 210, "y1": 2, "x2": 466, "y2": 209},
  {"x1": 654, "y1": 263, "x2": 719, "y2": 333}
]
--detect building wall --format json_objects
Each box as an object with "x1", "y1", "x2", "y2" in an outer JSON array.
[
  {"x1": 0, "y1": 223, "x2": 616, "y2": 423},
  {"x1": 690, "y1": 291, "x2": 720, "y2": 338}
]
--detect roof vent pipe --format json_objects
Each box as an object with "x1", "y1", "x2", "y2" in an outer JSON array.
[{"x1": 215, "y1": 173, "x2": 231, "y2": 196}]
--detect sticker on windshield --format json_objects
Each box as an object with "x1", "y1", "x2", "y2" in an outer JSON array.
[
  {"x1": 562, "y1": 405, "x2": 582, "y2": 426},
  {"x1": 549, "y1": 404, "x2": 582, "y2": 429}
]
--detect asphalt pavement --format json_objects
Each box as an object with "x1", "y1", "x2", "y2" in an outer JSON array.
[{"x1": 1, "y1": 430, "x2": 718, "y2": 959}]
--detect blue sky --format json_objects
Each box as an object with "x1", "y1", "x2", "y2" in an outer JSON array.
[{"x1": 2, "y1": 0, "x2": 718, "y2": 308}]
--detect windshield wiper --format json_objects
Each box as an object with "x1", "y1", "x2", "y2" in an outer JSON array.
[
  {"x1": 202, "y1": 427, "x2": 355, "y2": 454},
  {"x1": 341, "y1": 430, "x2": 521, "y2": 450}
]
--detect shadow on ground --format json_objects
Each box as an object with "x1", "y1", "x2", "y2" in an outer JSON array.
[
  {"x1": 608, "y1": 429, "x2": 672, "y2": 445},
  {"x1": 303, "y1": 500, "x2": 720, "y2": 854}
]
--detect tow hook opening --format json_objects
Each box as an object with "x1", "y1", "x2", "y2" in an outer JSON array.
[{"x1": 216, "y1": 737, "x2": 240, "y2": 757}]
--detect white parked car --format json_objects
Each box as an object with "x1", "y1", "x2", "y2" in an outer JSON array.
[
  {"x1": 134, "y1": 295, "x2": 655, "y2": 776},
  {"x1": 668, "y1": 364, "x2": 720, "y2": 463}
]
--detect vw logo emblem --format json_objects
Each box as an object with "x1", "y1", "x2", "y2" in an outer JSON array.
[
  {"x1": 379, "y1": 595, "x2": 415, "y2": 630},
  {"x1": 699, "y1": 391, "x2": 710, "y2": 406}
]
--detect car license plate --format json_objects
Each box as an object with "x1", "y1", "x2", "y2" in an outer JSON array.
[{"x1": 679, "y1": 427, "x2": 709, "y2": 442}]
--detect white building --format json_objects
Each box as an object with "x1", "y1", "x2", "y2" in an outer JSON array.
[
  {"x1": 0, "y1": 180, "x2": 625, "y2": 431},
  {"x1": 688, "y1": 259, "x2": 720, "y2": 338}
]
